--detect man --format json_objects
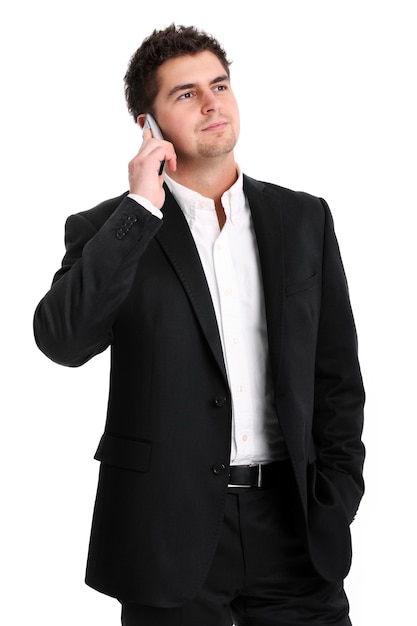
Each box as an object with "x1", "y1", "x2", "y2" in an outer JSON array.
[{"x1": 34, "y1": 24, "x2": 365, "y2": 626}]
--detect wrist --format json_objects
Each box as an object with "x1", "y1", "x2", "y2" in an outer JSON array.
[{"x1": 127, "y1": 194, "x2": 163, "y2": 219}]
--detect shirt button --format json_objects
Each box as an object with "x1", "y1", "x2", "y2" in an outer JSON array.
[
  {"x1": 212, "y1": 463, "x2": 227, "y2": 476},
  {"x1": 214, "y1": 395, "x2": 227, "y2": 407}
]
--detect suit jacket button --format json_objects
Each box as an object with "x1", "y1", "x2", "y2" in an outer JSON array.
[
  {"x1": 214, "y1": 395, "x2": 227, "y2": 407},
  {"x1": 126, "y1": 215, "x2": 137, "y2": 226},
  {"x1": 212, "y1": 463, "x2": 227, "y2": 476}
]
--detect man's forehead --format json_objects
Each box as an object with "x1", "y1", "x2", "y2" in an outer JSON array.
[{"x1": 157, "y1": 51, "x2": 227, "y2": 92}]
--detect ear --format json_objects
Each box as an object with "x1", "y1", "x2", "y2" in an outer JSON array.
[{"x1": 137, "y1": 114, "x2": 146, "y2": 129}]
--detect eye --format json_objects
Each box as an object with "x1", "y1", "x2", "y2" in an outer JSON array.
[
  {"x1": 178, "y1": 91, "x2": 195, "y2": 100},
  {"x1": 213, "y1": 84, "x2": 228, "y2": 92}
]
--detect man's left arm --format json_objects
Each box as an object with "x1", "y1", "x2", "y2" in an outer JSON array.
[{"x1": 313, "y1": 199, "x2": 366, "y2": 523}]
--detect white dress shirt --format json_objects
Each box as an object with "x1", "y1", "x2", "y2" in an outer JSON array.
[{"x1": 129, "y1": 173, "x2": 286, "y2": 465}]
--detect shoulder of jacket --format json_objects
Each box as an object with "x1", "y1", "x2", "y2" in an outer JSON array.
[{"x1": 243, "y1": 174, "x2": 325, "y2": 211}]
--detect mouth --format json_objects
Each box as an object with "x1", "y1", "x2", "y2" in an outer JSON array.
[{"x1": 202, "y1": 121, "x2": 228, "y2": 132}]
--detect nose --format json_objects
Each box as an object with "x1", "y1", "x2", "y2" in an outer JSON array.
[{"x1": 201, "y1": 89, "x2": 219, "y2": 114}]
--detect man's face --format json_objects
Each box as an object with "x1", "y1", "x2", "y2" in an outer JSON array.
[{"x1": 152, "y1": 51, "x2": 240, "y2": 165}]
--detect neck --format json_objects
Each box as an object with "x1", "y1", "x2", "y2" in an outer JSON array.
[{"x1": 167, "y1": 154, "x2": 238, "y2": 207}]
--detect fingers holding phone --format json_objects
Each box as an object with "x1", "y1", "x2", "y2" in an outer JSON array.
[{"x1": 128, "y1": 115, "x2": 176, "y2": 208}]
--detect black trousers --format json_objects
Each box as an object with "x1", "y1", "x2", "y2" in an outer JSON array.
[{"x1": 121, "y1": 462, "x2": 351, "y2": 626}]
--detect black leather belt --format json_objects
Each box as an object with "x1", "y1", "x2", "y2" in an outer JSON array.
[{"x1": 228, "y1": 462, "x2": 284, "y2": 488}]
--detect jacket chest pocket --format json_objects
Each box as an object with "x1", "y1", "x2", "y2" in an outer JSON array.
[{"x1": 285, "y1": 273, "x2": 318, "y2": 297}]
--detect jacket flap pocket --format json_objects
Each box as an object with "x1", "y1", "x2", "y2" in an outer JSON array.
[
  {"x1": 285, "y1": 273, "x2": 318, "y2": 297},
  {"x1": 94, "y1": 432, "x2": 152, "y2": 473}
]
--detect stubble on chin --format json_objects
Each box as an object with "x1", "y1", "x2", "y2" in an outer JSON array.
[{"x1": 195, "y1": 129, "x2": 238, "y2": 159}]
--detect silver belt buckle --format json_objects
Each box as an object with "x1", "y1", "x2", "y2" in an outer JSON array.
[{"x1": 249, "y1": 463, "x2": 263, "y2": 487}]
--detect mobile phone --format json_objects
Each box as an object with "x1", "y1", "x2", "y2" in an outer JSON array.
[
  {"x1": 143, "y1": 114, "x2": 164, "y2": 140},
  {"x1": 143, "y1": 114, "x2": 165, "y2": 175}
]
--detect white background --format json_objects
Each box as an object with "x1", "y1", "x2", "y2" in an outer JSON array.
[{"x1": 1, "y1": 1, "x2": 416, "y2": 624}]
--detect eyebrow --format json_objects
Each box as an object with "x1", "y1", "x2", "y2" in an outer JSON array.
[{"x1": 168, "y1": 74, "x2": 230, "y2": 97}]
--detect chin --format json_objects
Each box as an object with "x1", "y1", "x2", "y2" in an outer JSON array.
[{"x1": 197, "y1": 134, "x2": 237, "y2": 159}]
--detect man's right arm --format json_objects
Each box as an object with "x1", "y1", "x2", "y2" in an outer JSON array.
[
  {"x1": 34, "y1": 127, "x2": 178, "y2": 366},
  {"x1": 33, "y1": 196, "x2": 162, "y2": 367}
]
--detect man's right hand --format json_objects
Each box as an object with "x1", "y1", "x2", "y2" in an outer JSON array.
[{"x1": 128, "y1": 128, "x2": 177, "y2": 209}]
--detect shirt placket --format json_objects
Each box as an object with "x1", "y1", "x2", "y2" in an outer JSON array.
[{"x1": 213, "y1": 223, "x2": 255, "y2": 464}]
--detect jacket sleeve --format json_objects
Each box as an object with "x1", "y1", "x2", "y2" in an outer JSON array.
[
  {"x1": 33, "y1": 196, "x2": 162, "y2": 367},
  {"x1": 313, "y1": 199, "x2": 365, "y2": 523}
]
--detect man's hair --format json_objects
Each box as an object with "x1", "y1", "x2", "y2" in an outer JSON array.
[{"x1": 124, "y1": 24, "x2": 232, "y2": 122}]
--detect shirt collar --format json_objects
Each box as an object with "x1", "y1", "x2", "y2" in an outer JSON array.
[{"x1": 164, "y1": 167, "x2": 246, "y2": 226}]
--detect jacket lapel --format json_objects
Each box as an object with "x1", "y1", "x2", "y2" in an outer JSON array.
[
  {"x1": 155, "y1": 187, "x2": 227, "y2": 381},
  {"x1": 243, "y1": 175, "x2": 285, "y2": 390},
  {"x1": 154, "y1": 178, "x2": 285, "y2": 393}
]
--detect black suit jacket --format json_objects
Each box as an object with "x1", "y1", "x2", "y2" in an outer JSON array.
[{"x1": 34, "y1": 175, "x2": 365, "y2": 607}]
